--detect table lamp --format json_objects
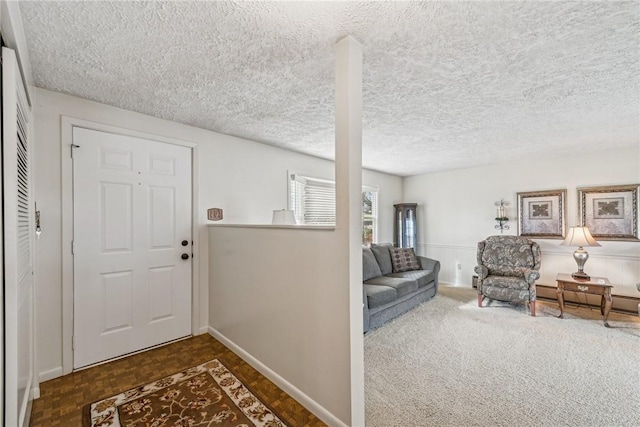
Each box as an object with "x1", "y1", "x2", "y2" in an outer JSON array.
[{"x1": 560, "y1": 226, "x2": 600, "y2": 281}]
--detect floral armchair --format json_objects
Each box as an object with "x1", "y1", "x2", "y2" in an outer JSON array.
[{"x1": 475, "y1": 235, "x2": 541, "y2": 316}]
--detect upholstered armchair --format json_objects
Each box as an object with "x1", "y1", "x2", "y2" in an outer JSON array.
[{"x1": 475, "y1": 235, "x2": 541, "y2": 316}]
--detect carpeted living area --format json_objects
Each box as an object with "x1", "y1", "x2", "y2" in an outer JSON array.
[{"x1": 365, "y1": 285, "x2": 640, "y2": 427}]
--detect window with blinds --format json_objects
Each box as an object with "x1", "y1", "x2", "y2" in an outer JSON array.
[{"x1": 289, "y1": 174, "x2": 379, "y2": 244}]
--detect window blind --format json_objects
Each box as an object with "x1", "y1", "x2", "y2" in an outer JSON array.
[
  {"x1": 290, "y1": 174, "x2": 336, "y2": 225},
  {"x1": 289, "y1": 174, "x2": 379, "y2": 244}
]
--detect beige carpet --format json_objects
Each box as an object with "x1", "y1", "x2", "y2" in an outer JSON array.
[{"x1": 365, "y1": 285, "x2": 640, "y2": 427}]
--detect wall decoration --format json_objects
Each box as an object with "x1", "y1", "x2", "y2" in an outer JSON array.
[
  {"x1": 517, "y1": 189, "x2": 566, "y2": 239},
  {"x1": 578, "y1": 184, "x2": 639, "y2": 241},
  {"x1": 494, "y1": 199, "x2": 510, "y2": 234},
  {"x1": 207, "y1": 208, "x2": 223, "y2": 221}
]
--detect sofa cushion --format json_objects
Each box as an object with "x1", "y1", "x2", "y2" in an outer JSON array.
[
  {"x1": 390, "y1": 247, "x2": 421, "y2": 272},
  {"x1": 363, "y1": 248, "x2": 382, "y2": 281},
  {"x1": 364, "y1": 284, "x2": 397, "y2": 309},
  {"x1": 365, "y1": 276, "x2": 418, "y2": 298},
  {"x1": 387, "y1": 269, "x2": 434, "y2": 288},
  {"x1": 371, "y1": 243, "x2": 393, "y2": 275},
  {"x1": 483, "y1": 275, "x2": 529, "y2": 290}
]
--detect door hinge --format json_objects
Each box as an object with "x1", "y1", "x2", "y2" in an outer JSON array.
[
  {"x1": 71, "y1": 240, "x2": 74, "y2": 255},
  {"x1": 71, "y1": 144, "x2": 80, "y2": 158},
  {"x1": 72, "y1": 335, "x2": 75, "y2": 350}
]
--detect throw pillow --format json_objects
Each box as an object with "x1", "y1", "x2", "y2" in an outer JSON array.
[{"x1": 390, "y1": 247, "x2": 421, "y2": 273}]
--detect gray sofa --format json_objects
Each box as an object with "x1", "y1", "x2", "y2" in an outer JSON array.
[{"x1": 363, "y1": 244, "x2": 440, "y2": 333}]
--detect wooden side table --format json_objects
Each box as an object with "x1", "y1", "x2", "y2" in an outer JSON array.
[{"x1": 556, "y1": 273, "x2": 613, "y2": 327}]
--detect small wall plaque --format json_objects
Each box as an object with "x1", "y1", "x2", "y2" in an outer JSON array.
[{"x1": 207, "y1": 208, "x2": 223, "y2": 221}]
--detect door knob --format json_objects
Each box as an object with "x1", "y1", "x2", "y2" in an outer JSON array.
[
  {"x1": 182, "y1": 240, "x2": 189, "y2": 246},
  {"x1": 181, "y1": 253, "x2": 190, "y2": 260}
]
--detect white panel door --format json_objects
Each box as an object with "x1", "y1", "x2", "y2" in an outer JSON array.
[{"x1": 73, "y1": 127, "x2": 192, "y2": 369}]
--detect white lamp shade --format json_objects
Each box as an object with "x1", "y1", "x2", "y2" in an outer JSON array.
[
  {"x1": 561, "y1": 226, "x2": 601, "y2": 247},
  {"x1": 272, "y1": 209, "x2": 297, "y2": 225}
]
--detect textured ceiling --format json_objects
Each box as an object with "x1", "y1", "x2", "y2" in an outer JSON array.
[{"x1": 20, "y1": 1, "x2": 640, "y2": 176}]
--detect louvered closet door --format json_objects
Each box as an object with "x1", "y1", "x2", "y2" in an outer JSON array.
[
  {"x1": 73, "y1": 128, "x2": 192, "y2": 369},
  {"x1": 2, "y1": 46, "x2": 35, "y2": 427}
]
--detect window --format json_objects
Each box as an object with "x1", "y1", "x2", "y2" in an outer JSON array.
[
  {"x1": 289, "y1": 174, "x2": 378, "y2": 245},
  {"x1": 362, "y1": 188, "x2": 378, "y2": 246}
]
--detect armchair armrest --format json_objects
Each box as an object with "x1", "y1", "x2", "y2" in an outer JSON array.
[
  {"x1": 474, "y1": 265, "x2": 488, "y2": 280},
  {"x1": 524, "y1": 269, "x2": 540, "y2": 285},
  {"x1": 417, "y1": 256, "x2": 440, "y2": 274}
]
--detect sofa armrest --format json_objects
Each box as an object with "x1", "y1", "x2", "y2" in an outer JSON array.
[
  {"x1": 474, "y1": 265, "x2": 488, "y2": 280},
  {"x1": 363, "y1": 284, "x2": 370, "y2": 333},
  {"x1": 418, "y1": 256, "x2": 440, "y2": 294},
  {"x1": 363, "y1": 284, "x2": 369, "y2": 309},
  {"x1": 524, "y1": 269, "x2": 540, "y2": 285},
  {"x1": 417, "y1": 256, "x2": 440, "y2": 274}
]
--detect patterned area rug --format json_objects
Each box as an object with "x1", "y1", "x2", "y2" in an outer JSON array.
[{"x1": 83, "y1": 359, "x2": 286, "y2": 427}]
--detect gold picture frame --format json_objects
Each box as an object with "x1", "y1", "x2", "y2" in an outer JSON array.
[
  {"x1": 517, "y1": 189, "x2": 567, "y2": 239},
  {"x1": 578, "y1": 184, "x2": 639, "y2": 241}
]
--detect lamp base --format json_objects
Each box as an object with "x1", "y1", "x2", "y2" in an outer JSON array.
[
  {"x1": 571, "y1": 271, "x2": 591, "y2": 281},
  {"x1": 571, "y1": 247, "x2": 591, "y2": 281}
]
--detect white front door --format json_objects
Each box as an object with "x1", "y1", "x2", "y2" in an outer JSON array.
[{"x1": 72, "y1": 127, "x2": 192, "y2": 369}]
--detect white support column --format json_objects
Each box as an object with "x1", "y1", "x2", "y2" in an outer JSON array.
[{"x1": 335, "y1": 35, "x2": 365, "y2": 427}]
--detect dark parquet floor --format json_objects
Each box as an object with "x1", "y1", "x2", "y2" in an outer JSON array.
[{"x1": 30, "y1": 334, "x2": 327, "y2": 426}]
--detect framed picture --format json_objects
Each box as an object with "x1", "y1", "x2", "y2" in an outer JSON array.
[
  {"x1": 517, "y1": 189, "x2": 566, "y2": 239},
  {"x1": 578, "y1": 184, "x2": 639, "y2": 241}
]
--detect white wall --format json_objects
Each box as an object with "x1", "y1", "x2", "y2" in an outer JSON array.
[
  {"x1": 403, "y1": 146, "x2": 640, "y2": 296},
  {"x1": 209, "y1": 225, "x2": 350, "y2": 424},
  {"x1": 196, "y1": 132, "x2": 401, "y2": 239},
  {"x1": 32, "y1": 88, "x2": 402, "y2": 382}
]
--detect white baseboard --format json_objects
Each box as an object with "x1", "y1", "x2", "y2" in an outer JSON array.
[
  {"x1": 197, "y1": 325, "x2": 209, "y2": 335},
  {"x1": 39, "y1": 366, "x2": 63, "y2": 383},
  {"x1": 440, "y1": 281, "x2": 472, "y2": 288},
  {"x1": 32, "y1": 387, "x2": 40, "y2": 400},
  {"x1": 207, "y1": 327, "x2": 347, "y2": 427}
]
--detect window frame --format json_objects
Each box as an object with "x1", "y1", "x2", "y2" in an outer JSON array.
[{"x1": 288, "y1": 173, "x2": 379, "y2": 245}]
